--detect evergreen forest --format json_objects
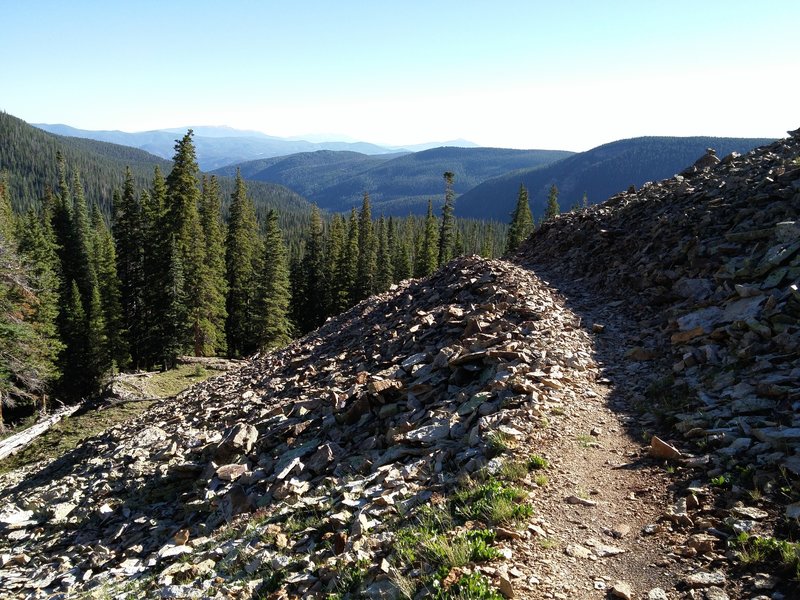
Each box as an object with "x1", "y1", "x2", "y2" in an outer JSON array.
[{"x1": 0, "y1": 129, "x2": 512, "y2": 427}]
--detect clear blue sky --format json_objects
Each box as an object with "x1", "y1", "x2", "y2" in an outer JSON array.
[{"x1": 2, "y1": 0, "x2": 798, "y2": 150}]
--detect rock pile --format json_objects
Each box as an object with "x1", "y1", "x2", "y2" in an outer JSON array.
[{"x1": 0, "y1": 256, "x2": 600, "y2": 598}]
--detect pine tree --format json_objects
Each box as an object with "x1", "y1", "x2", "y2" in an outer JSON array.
[
  {"x1": 160, "y1": 238, "x2": 186, "y2": 370},
  {"x1": 544, "y1": 183, "x2": 560, "y2": 220},
  {"x1": 325, "y1": 213, "x2": 346, "y2": 316},
  {"x1": 85, "y1": 281, "x2": 108, "y2": 387},
  {"x1": 256, "y1": 209, "x2": 292, "y2": 349},
  {"x1": 60, "y1": 281, "x2": 89, "y2": 399},
  {"x1": 165, "y1": 130, "x2": 213, "y2": 356},
  {"x1": 225, "y1": 170, "x2": 262, "y2": 357},
  {"x1": 355, "y1": 193, "x2": 376, "y2": 301},
  {"x1": 389, "y1": 217, "x2": 412, "y2": 282},
  {"x1": 92, "y1": 206, "x2": 128, "y2": 370},
  {"x1": 438, "y1": 171, "x2": 456, "y2": 266},
  {"x1": 415, "y1": 200, "x2": 439, "y2": 277},
  {"x1": 113, "y1": 168, "x2": 145, "y2": 367},
  {"x1": 335, "y1": 207, "x2": 359, "y2": 312},
  {"x1": 140, "y1": 168, "x2": 171, "y2": 368},
  {"x1": 374, "y1": 216, "x2": 393, "y2": 293},
  {"x1": 69, "y1": 172, "x2": 97, "y2": 311},
  {"x1": 295, "y1": 206, "x2": 327, "y2": 332},
  {"x1": 505, "y1": 183, "x2": 534, "y2": 254},
  {"x1": 199, "y1": 175, "x2": 227, "y2": 356}
]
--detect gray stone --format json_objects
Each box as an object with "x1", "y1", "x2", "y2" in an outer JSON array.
[{"x1": 683, "y1": 571, "x2": 725, "y2": 588}]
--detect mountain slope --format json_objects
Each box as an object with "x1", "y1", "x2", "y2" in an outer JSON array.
[
  {"x1": 1, "y1": 113, "x2": 312, "y2": 218},
  {"x1": 457, "y1": 136, "x2": 775, "y2": 220},
  {"x1": 218, "y1": 146, "x2": 574, "y2": 215},
  {"x1": 34, "y1": 123, "x2": 397, "y2": 170},
  {"x1": 1, "y1": 128, "x2": 798, "y2": 598}
]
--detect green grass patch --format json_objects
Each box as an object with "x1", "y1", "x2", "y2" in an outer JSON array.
[
  {"x1": 452, "y1": 479, "x2": 532, "y2": 525},
  {"x1": 732, "y1": 533, "x2": 800, "y2": 579},
  {"x1": 497, "y1": 459, "x2": 528, "y2": 482}
]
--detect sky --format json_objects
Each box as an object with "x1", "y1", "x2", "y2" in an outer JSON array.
[{"x1": 2, "y1": 0, "x2": 799, "y2": 151}]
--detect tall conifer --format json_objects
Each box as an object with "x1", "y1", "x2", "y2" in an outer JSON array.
[
  {"x1": 438, "y1": 171, "x2": 456, "y2": 266},
  {"x1": 374, "y1": 216, "x2": 393, "y2": 293},
  {"x1": 225, "y1": 170, "x2": 261, "y2": 357},
  {"x1": 199, "y1": 175, "x2": 227, "y2": 355},
  {"x1": 505, "y1": 183, "x2": 534, "y2": 254},
  {"x1": 415, "y1": 200, "x2": 439, "y2": 277},
  {"x1": 113, "y1": 168, "x2": 145, "y2": 366},
  {"x1": 354, "y1": 193, "x2": 376, "y2": 301},
  {"x1": 257, "y1": 209, "x2": 292, "y2": 349},
  {"x1": 544, "y1": 183, "x2": 560, "y2": 220}
]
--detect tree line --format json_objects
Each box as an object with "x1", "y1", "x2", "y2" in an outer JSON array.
[{"x1": 0, "y1": 131, "x2": 519, "y2": 426}]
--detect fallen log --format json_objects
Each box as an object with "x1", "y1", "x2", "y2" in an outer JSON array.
[{"x1": 0, "y1": 405, "x2": 80, "y2": 461}]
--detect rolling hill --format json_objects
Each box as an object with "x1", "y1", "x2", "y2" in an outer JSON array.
[
  {"x1": 1, "y1": 112, "x2": 313, "y2": 219},
  {"x1": 456, "y1": 136, "x2": 775, "y2": 220},
  {"x1": 215, "y1": 146, "x2": 574, "y2": 215}
]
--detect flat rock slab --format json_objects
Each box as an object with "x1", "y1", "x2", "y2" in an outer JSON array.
[{"x1": 683, "y1": 571, "x2": 726, "y2": 588}]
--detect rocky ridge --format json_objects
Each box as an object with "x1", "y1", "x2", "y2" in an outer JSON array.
[{"x1": 519, "y1": 131, "x2": 800, "y2": 594}]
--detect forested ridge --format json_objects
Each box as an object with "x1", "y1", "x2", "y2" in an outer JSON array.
[{"x1": 0, "y1": 128, "x2": 511, "y2": 427}]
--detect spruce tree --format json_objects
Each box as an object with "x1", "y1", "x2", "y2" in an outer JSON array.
[
  {"x1": 113, "y1": 168, "x2": 145, "y2": 367},
  {"x1": 225, "y1": 170, "x2": 261, "y2": 357},
  {"x1": 256, "y1": 209, "x2": 292, "y2": 349},
  {"x1": 355, "y1": 193, "x2": 376, "y2": 301},
  {"x1": 60, "y1": 281, "x2": 89, "y2": 399},
  {"x1": 374, "y1": 216, "x2": 393, "y2": 293},
  {"x1": 69, "y1": 173, "x2": 97, "y2": 311},
  {"x1": 140, "y1": 168, "x2": 171, "y2": 368},
  {"x1": 86, "y1": 281, "x2": 108, "y2": 386},
  {"x1": 438, "y1": 171, "x2": 456, "y2": 266},
  {"x1": 295, "y1": 206, "x2": 327, "y2": 332},
  {"x1": 335, "y1": 207, "x2": 359, "y2": 312},
  {"x1": 505, "y1": 183, "x2": 534, "y2": 255},
  {"x1": 92, "y1": 206, "x2": 128, "y2": 370},
  {"x1": 199, "y1": 176, "x2": 227, "y2": 356},
  {"x1": 544, "y1": 183, "x2": 560, "y2": 220},
  {"x1": 325, "y1": 213, "x2": 346, "y2": 317},
  {"x1": 165, "y1": 130, "x2": 213, "y2": 356},
  {"x1": 415, "y1": 200, "x2": 439, "y2": 277}
]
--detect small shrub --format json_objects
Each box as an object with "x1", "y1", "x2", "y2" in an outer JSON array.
[{"x1": 527, "y1": 454, "x2": 548, "y2": 470}]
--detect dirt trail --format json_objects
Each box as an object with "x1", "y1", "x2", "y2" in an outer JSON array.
[{"x1": 505, "y1": 267, "x2": 704, "y2": 600}]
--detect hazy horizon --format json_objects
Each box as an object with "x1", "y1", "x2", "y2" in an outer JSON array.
[{"x1": 3, "y1": 1, "x2": 798, "y2": 151}]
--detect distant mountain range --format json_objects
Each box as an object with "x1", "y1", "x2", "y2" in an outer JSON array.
[
  {"x1": 21, "y1": 117, "x2": 776, "y2": 224},
  {"x1": 32, "y1": 124, "x2": 480, "y2": 171}
]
